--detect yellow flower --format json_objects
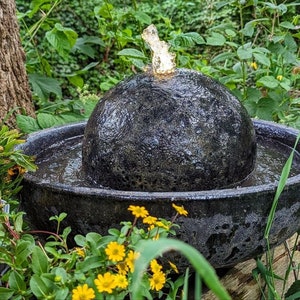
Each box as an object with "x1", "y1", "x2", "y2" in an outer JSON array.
[
  {"x1": 94, "y1": 273, "x2": 117, "y2": 294},
  {"x1": 250, "y1": 61, "x2": 258, "y2": 70},
  {"x1": 277, "y1": 75, "x2": 283, "y2": 81},
  {"x1": 105, "y1": 241, "x2": 126, "y2": 262},
  {"x1": 128, "y1": 205, "x2": 149, "y2": 218},
  {"x1": 150, "y1": 259, "x2": 162, "y2": 273},
  {"x1": 149, "y1": 271, "x2": 166, "y2": 291},
  {"x1": 115, "y1": 274, "x2": 128, "y2": 289},
  {"x1": 75, "y1": 247, "x2": 85, "y2": 258},
  {"x1": 126, "y1": 250, "x2": 140, "y2": 273},
  {"x1": 143, "y1": 215, "x2": 158, "y2": 225},
  {"x1": 72, "y1": 284, "x2": 95, "y2": 300},
  {"x1": 172, "y1": 203, "x2": 188, "y2": 216},
  {"x1": 117, "y1": 261, "x2": 128, "y2": 275},
  {"x1": 168, "y1": 261, "x2": 179, "y2": 274}
]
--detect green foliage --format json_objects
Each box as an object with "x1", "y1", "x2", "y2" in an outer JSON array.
[
  {"x1": 0, "y1": 126, "x2": 36, "y2": 201},
  {"x1": 0, "y1": 204, "x2": 230, "y2": 299},
  {"x1": 16, "y1": 88, "x2": 98, "y2": 133},
  {"x1": 16, "y1": 0, "x2": 300, "y2": 132}
]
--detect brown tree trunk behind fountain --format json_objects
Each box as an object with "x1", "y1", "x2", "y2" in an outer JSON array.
[{"x1": 0, "y1": 0, "x2": 35, "y2": 127}]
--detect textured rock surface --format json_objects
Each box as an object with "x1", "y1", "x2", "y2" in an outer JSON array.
[{"x1": 82, "y1": 68, "x2": 256, "y2": 191}]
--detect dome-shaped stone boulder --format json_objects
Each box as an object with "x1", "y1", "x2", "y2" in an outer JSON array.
[{"x1": 82, "y1": 68, "x2": 256, "y2": 191}]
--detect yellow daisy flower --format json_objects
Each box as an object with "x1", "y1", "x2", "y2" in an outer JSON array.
[
  {"x1": 276, "y1": 75, "x2": 283, "y2": 81},
  {"x1": 143, "y1": 215, "x2": 158, "y2": 225},
  {"x1": 149, "y1": 271, "x2": 166, "y2": 291},
  {"x1": 115, "y1": 274, "x2": 129, "y2": 289},
  {"x1": 94, "y1": 272, "x2": 117, "y2": 294},
  {"x1": 150, "y1": 259, "x2": 162, "y2": 273},
  {"x1": 128, "y1": 205, "x2": 149, "y2": 218},
  {"x1": 126, "y1": 250, "x2": 140, "y2": 273},
  {"x1": 172, "y1": 203, "x2": 188, "y2": 216},
  {"x1": 72, "y1": 283, "x2": 95, "y2": 300},
  {"x1": 105, "y1": 241, "x2": 126, "y2": 262}
]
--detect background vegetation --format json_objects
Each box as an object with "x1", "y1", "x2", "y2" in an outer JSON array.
[{"x1": 15, "y1": 0, "x2": 300, "y2": 132}]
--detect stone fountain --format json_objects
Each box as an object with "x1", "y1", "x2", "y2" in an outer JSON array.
[{"x1": 18, "y1": 25, "x2": 300, "y2": 268}]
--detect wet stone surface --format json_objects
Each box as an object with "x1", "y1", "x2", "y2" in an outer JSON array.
[{"x1": 82, "y1": 68, "x2": 257, "y2": 192}]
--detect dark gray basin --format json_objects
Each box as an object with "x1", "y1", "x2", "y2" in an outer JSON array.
[{"x1": 18, "y1": 119, "x2": 300, "y2": 268}]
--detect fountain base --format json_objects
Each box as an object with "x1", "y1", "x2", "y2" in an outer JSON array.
[{"x1": 18, "y1": 120, "x2": 300, "y2": 268}]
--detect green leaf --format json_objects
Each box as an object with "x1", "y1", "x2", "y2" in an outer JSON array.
[
  {"x1": 29, "y1": 74, "x2": 62, "y2": 101},
  {"x1": 77, "y1": 256, "x2": 104, "y2": 272},
  {"x1": 285, "y1": 280, "x2": 300, "y2": 299},
  {"x1": 16, "y1": 115, "x2": 41, "y2": 133},
  {"x1": 257, "y1": 76, "x2": 279, "y2": 89},
  {"x1": 237, "y1": 44, "x2": 253, "y2": 60},
  {"x1": 280, "y1": 21, "x2": 295, "y2": 29},
  {"x1": 256, "y1": 98, "x2": 276, "y2": 120},
  {"x1": 206, "y1": 32, "x2": 226, "y2": 46},
  {"x1": 68, "y1": 75, "x2": 84, "y2": 88},
  {"x1": 0, "y1": 287, "x2": 14, "y2": 300},
  {"x1": 117, "y1": 48, "x2": 146, "y2": 59},
  {"x1": 253, "y1": 52, "x2": 270, "y2": 67},
  {"x1": 45, "y1": 23, "x2": 78, "y2": 58},
  {"x1": 72, "y1": 36, "x2": 104, "y2": 58},
  {"x1": 8, "y1": 271, "x2": 26, "y2": 292},
  {"x1": 30, "y1": 274, "x2": 52, "y2": 298},
  {"x1": 74, "y1": 234, "x2": 86, "y2": 247},
  {"x1": 37, "y1": 113, "x2": 60, "y2": 129},
  {"x1": 31, "y1": 246, "x2": 49, "y2": 275},
  {"x1": 133, "y1": 11, "x2": 151, "y2": 24},
  {"x1": 15, "y1": 240, "x2": 34, "y2": 266},
  {"x1": 211, "y1": 52, "x2": 236, "y2": 64}
]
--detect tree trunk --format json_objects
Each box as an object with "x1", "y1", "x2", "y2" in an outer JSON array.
[{"x1": 0, "y1": 0, "x2": 35, "y2": 127}]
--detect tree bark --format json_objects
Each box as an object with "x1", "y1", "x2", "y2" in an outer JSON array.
[{"x1": 0, "y1": 0, "x2": 35, "y2": 127}]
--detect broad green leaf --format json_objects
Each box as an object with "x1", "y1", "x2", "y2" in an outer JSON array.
[
  {"x1": 133, "y1": 11, "x2": 151, "y2": 24},
  {"x1": 15, "y1": 240, "x2": 34, "y2": 265},
  {"x1": 30, "y1": 274, "x2": 54, "y2": 298},
  {"x1": 29, "y1": 74, "x2": 62, "y2": 101},
  {"x1": 8, "y1": 271, "x2": 26, "y2": 292},
  {"x1": 45, "y1": 23, "x2": 78, "y2": 58},
  {"x1": 206, "y1": 32, "x2": 226, "y2": 46},
  {"x1": 55, "y1": 287, "x2": 69, "y2": 300},
  {"x1": 253, "y1": 52, "x2": 270, "y2": 67},
  {"x1": 280, "y1": 21, "x2": 295, "y2": 29},
  {"x1": 237, "y1": 44, "x2": 253, "y2": 60},
  {"x1": 74, "y1": 234, "x2": 86, "y2": 247},
  {"x1": 0, "y1": 287, "x2": 14, "y2": 300},
  {"x1": 211, "y1": 52, "x2": 235, "y2": 64},
  {"x1": 31, "y1": 246, "x2": 49, "y2": 275},
  {"x1": 76, "y1": 256, "x2": 104, "y2": 272},
  {"x1": 72, "y1": 36, "x2": 104, "y2": 58},
  {"x1": 68, "y1": 75, "x2": 84, "y2": 88},
  {"x1": 285, "y1": 280, "x2": 300, "y2": 299},
  {"x1": 256, "y1": 98, "x2": 276, "y2": 120},
  {"x1": 16, "y1": 115, "x2": 41, "y2": 133},
  {"x1": 37, "y1": 113, "x2": 59, "y2": 129},
  {"x1": 117, "y1": 48, "x2": 146, "y2": 59},
  {"x1": 257, "y1": 76, "x2": 279, "y2": 89}
]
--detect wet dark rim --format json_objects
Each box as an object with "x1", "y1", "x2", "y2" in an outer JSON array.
[{"x1": 19, "y1": 119, "x2": 300, "y2": 201}]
